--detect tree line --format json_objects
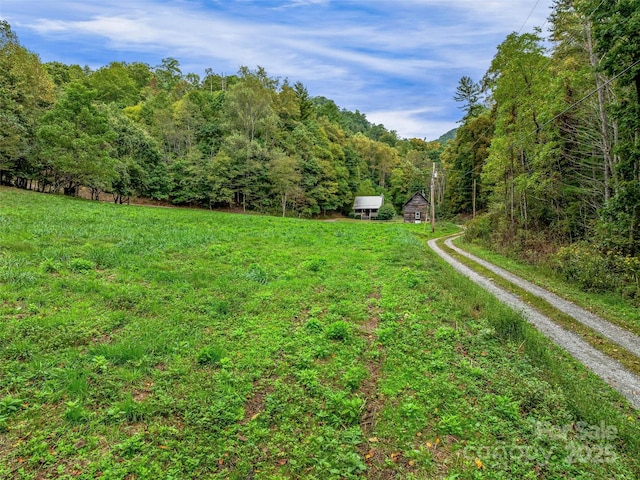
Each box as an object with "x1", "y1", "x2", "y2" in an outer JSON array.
[
  {"x1": 443, "y1": 0, "x2": 640, "y2": 270},
  {"x1": 0, "y1": 21, "x2": 444, "y2": 217}
]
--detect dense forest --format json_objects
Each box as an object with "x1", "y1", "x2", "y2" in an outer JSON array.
[
  {"x1": 444, "y1": 0, "x2": 640, "y2": 298},
  {"x1": 1, "y1": 0, "x2": 639, "y2": 296},
  {"x1": 0, "y1": 20, "x2": 444, "y2": 218}
]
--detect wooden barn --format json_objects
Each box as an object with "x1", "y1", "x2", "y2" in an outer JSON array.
[
  {"x1": 352, "y1": 194, "x2": 384, "y2": 220},
  {"x1": 403, "y1": 192, "x2": 429, "y2": 223}
]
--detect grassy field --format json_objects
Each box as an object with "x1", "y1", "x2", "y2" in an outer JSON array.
[{"x1": 1, "y1": 187, "x2": 639, "y2": 479}]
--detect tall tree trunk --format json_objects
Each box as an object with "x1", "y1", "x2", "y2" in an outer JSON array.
[
  {"x1": 586, "y1": 20, "x2": 614, "y2": 203},
  {"x1": 510, "y1": 149, "x2": 515, "y2": 228},
  {"x1": 282, "y1": 192, "x2": 287, "y2": 217}
]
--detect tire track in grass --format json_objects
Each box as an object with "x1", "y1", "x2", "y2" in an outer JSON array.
[
  {"x1": 358, "y1": 289, "x2": 390, "y2": 478},
  {"x1": 428, "y1": 237, "x2": 640, "y2": 410}
]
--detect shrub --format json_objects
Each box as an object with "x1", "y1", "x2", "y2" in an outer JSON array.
[
  {"x1": 69, "y1": 257, "x2": 96, "y2": 272},
  {"x1": 325, "y1": 320, "x2": 351, "y2": 341},
  {"x1": 376, "y1": 203, "x2": 396, "y2": 221},
  {"x1": 553, "y1": 242, "x2": 639, "y2": 299},
  {"x1": 464, "y1": 213, "x2": 493, "y2": 244},
  {"x1": 196, "y1": 345, "x2": 224, "y2": 366}
]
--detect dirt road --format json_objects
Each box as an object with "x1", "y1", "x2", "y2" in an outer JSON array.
[{"x1": 428, "y1": 235, "x2": 640, "y2": 410}]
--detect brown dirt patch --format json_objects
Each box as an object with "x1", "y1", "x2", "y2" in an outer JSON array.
[
  {"x1": 92, "y1": 333, "x2": 112, "y2": 345},
  {"x1": 132, "y1": 381, "x2": 154, "y2": 402},
  {"x1": 359, "y1": 288, "x2": 391, "y2": 478},
  {"x1": 241, "y1": 379, "x2": 274, "y2": 425}
]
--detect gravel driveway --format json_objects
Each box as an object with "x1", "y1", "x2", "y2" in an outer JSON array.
[
  {"x1": 428, "y1": 235, "x2": 640, "y2": 410},
  {"x1": 444, "y1": 236, "x2": 640, "y2": 357}
]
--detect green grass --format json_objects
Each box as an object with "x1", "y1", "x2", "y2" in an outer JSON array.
[{"x1": 1, "y1": 186, "x2": 639, "y2": 479}]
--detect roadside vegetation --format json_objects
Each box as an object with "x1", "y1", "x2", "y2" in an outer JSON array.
[{"x1": 1, "y1": 187, "x2": 639, "y2": 479}]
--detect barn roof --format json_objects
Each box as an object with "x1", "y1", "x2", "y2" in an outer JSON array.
[
  {"x1": 403, "y1": 192, "x2": 428, "y2": 207},
  {"x1": 353, "y1": 195, "x2": 384, "y2": 210}
]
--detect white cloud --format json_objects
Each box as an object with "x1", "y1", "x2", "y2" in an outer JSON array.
[
  {"x1": 391, "y1": 0, "x2": 552, "y2": 33},
  {"x1": 366, "y1": 107, "x2": 457, "y2": 140},
  {"x1": 277, "y1": 0, "x2": 330, "y2": 8}
]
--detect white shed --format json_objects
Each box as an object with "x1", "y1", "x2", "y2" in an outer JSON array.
[{"x1": 352, "y1": 194, "x2": 384, "y2": 220}]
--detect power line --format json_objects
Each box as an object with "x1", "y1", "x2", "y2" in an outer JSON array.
[
  {"x1": 447, "y1": 1, "x2": 550, "y2": 166},
  {"x1": 522, "y1": 57, "x2": 640, "y2": 141},
  {"x1": 589, "y1": 0, "x2": 607, "y2": 18},
  {"x1": 523, "y1": 0, "x2": 609, "y2": 89},
  {"x1": 451, "y1": 0, "x2": 618, "y2": 163},
  {"x1": 518, "y1": 0, "x2": 542, "y2": 34}
]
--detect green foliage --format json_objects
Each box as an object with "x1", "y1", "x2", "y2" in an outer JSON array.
[
  {"x1": 90, "y1": 355, "x2": 109, "y2": 373},
  {"x1": 343, "y1": 365, "x2": 368, "y2": 391},
  {"x1": 453, "y1": 75, "x2": 483, "y2": 118},
  {"x1": 1, "y1": 21, "x2": 441, "y2": 219},
  {"x1": 553, "y1": 242, "x2": 640, "y2": 300},
  {"x1": 442, "y1": 111, "x2": 493, "y2": 214},
  {"x1": 375, "y1": 322, "x2": 398, "y2": 346},
  {"x1": 0, "y1": 21, "x2": 54, "y2": 183},
  {"x1": 325, "y1": 391, "x2": 364, "y2": 426},
  {"x1": 40, "y1": 257, "x2": 62, "y2": 273},
  {"x1": 37, "y1": 82, "x2": 117, "y2": 194},
  {"x1": 69, "y1": 257, "x2": 96, "y2": 272},
  {"x1": 324, "y1": 320, "x2": 351, "y2": 341},
  {"x1": 107, "y1": 396, "x2": 149, "y2": 422},
  {"x1": 447, "y1": 1, "x2": 640, "y2": 274},
  {"x1": 1, "y1": 107, "x2": 640, "y2": 479},
  {"x1": 304, "y1": 318, "x2": 324, "y2": 334},
  {"x1": 376, "y1": 202, "x2": 396, "y2": 220},
  {"x1": 64, "y1": 400, "x2": 89, "y2": 423},
  {"x1": 0, "y1": 396, "x2": 23, "y2": 429},
  {"x1": 597, "y1": 185, "x2": 640, "y2": 257},
  {"x1": 196, "y1": 345, "x2": 224, "y2": 366},
  {"x1": 245, "y1": 263, "x2": 269, "y2": 284},
  {"x1": 87, "y1": 62, "x2": 144, "y2": 106},
  {"x1": 463, "y1": 213, "x2": 494, "y2": 244},
  {"x1": 302, "y1": 256, "x2": 327, "y2": 272}
]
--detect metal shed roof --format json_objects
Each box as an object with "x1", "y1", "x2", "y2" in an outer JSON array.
[{"x1": 353, "y1": 195, "x2": 384, "y2": 210}]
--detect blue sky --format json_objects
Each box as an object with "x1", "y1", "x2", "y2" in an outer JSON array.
[{"x1": 1, "y1": 0, "x2": 554, "y2": 140}]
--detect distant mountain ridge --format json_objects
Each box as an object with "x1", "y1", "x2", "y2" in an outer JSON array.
[{"x1": 434, "y1": 128, "x2": 457, "y2": 144}]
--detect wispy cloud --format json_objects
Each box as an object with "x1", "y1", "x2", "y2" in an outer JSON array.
[
  {"x1": 3, "y1": 0, "x2": 555, "y2": 139},
  {"x1": 276, "y1": 0, "x2": 330, "y2": 9},
  {"x1": 367, "y1": 107, "x2": 458, "y2": 141}
]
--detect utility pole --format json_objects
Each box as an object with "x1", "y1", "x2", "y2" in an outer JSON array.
[
  {"x1": 430, "y1": 163, "x2": 436, "y2": 233},
  {"x1": 472, "y1": 178, "x2": 476, "y2": 219}
]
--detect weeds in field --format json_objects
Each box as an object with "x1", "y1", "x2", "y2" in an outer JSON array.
[{"x1": 0, "y1": 187, "x2": 638, "y2": 479}]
